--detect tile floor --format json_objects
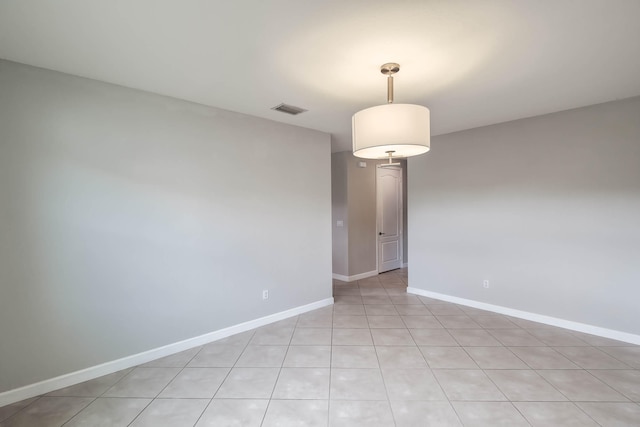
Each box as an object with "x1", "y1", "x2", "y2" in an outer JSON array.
[{"x1": 1, "y1": 268, "x2": 640, "y2": 426}]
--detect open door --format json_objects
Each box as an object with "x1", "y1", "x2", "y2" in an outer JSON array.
[{"x1": 376, "y1": 165, "x2": 403, "y2": 273}]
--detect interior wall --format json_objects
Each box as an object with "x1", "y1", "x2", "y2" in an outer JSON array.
[
  {"x1": 331, "y1": 152, "x2": 408, "y2": 278},
  {"x1": 408, "y1": 96, "x2": 640, "y2": 335},
  {"x1": 0, "y1": 59, "x2": 332, "y2": 393},
  {"x1": 347, "y1": 156, "x2": 379, "y2": 276},
  {"x1": 331, "y1": 151, "x2": 349, "y2": 276}
]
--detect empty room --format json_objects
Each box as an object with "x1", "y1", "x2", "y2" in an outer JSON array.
[{"x1": 1, "y1": 1, "x2": 639, "y2": 426}]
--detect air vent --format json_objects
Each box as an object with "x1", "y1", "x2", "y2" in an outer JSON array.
[{"x1": 271, "y1": 103, "x2": 308, "y2": 115}]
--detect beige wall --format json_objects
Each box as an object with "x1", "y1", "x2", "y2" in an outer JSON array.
[
  {"x1": 0, "y1": 59, "x2": 332, "y2": 393},
  {"x1": 409, "y1": 96, "x2": 640, "y2": 336}
]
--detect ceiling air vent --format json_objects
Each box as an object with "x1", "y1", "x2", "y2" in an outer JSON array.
[{"x1": 271, "y1": 103, "x2": 308, "y2": 115}]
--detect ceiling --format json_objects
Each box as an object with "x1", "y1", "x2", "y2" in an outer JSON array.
[{"x1": 1, "y1": 1, "x2": 640, "y2": 153}]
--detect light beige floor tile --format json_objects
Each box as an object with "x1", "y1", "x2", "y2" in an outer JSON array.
[
  {"x1": 283, "y1": 346, "x2": 331, "y2": 367},
  {"x1": 371, "y1": 329, "x2": 415, "y2": 346},
  {"x1": 249, "y1": 326, "x2": 295, "y2": 345},
  {"x1": 537, "y1": 370, "x2": 629, "y2": 401},
  {"x1": 334, "y1": 288, "x2": 361, "y2": 296},
  {"x1": 509, "y1": 346, "x2": 580, "y2": 369},
  {"x1": 290, "y1": 328, "x2": 332, "y2": 345},
  {"x1": 362, "y1": 296, "x2": 393, "y2": 305},
  {"x1": 449, "y1": 329, "x2": 503, "y2": 347},
  {"x1": 262, "y1": 400, "x2": 328, "y2": 427},
  {"x1": 554, "y1": 346, "x2": 632, "y2": 369},
  {"x1": 158, "y1": 367, "x2": 229, "y2": 398},
  {"x1": 394, "y1": 305, "x2": 430, "y2": 315},
  {"x1": 385, "y1": 287, "x2": 408, "y2": 296},
  {"x1": 329, "y1": 400, "x2": 394, "y2": 427},
  {"x1": 215, "y1": 368, "x2": 280, "y2": 399},
  {"x1": 364, "y1": 305, "x2": 398, "y2": 316},
  {"x1": 272, "y1": 368, "x2": 330, "y2": 399},
  {"x1": 526, "y1": 329, "x2": 589, "y2": 346},
  {"x1": 452, "y1": 401, "x2": 529, "y2": 426},
  {"x1": 409, "y1": 329, "x2": 456, "y2": 346},
  {"x1": 63, "y1": 397, "x2": 150, "y2": 427},
  {"x1": 103, "y1": 368, "x2": 180, "y2": 398},
  {"x1": 376, "y1": 346, "x2": 427, "y2": 368},
  {"x1": 577, "y1": 402, "x2": 640, "y2": 426},
  {"x1": 514, "y1": 402, "x2": 599, "y2": 426},
  {"x1": 599, "y1": 346, "x2": 640, "y2": 368},
  {"x1": 331, "y1": 346, "x2": 379, "y2": 368},
  {"x1": 195, "y1": 399, "x2": 268, "y2": 427},
  {"x1": 464, "y1": 347, "x2": 529, "y2": 369},
  {"x1": 187, "y1": 344, "x2": 245, "y2": 367},
  {"x1": 420, "y1": 347, "x2": 478, "y2": 369},
  {"x1": 485, "y1": 370, "x2": 567, "y2": 401},
  {"x1": 588, "y1": 369, "x2": 640, "y2": 401},
  {"x1": 0, "y1": 397, "x2": 39, "y2": 423},
  {"x1": 401, "y1": 315, "x2": 441, "y2": 328},
  {"x1": 487, "y1": 329, "x2": 546, "y2": 346},
  {"x1": 129, "y1": 398, "x2": 208, "y2": 427},
  {"x1": 390, "y1": 401, "x2": 462, "y2": 426},
  {"x1": 436, "y1": 315, "x2": 481, "y2": 329},
  {"x1": 330, "y1": 369, "x2": 387, "y2": 400},
  {"x1": 235, "y1": 345, "x2": 287, "y2": 367},
  {"x1": 382, "y1": 368, "x2": 446, "y2": 401},
  {"x1": 333, "y1": 315, "x2": 369, "y2": 329},
  {"x1": 360, "y1": 287, "x2": 388, "y2": 296},
  {"x1": 425, "y1": 304, "x2": 465, "y2": 315},
  {"x1": 390, "y1": 295, "x2": 422, "y2": 305},
  {"x1": 434, "y1": 370, "x2": 507, "y2": 401},
  {"x1": 332, "y1": 329, "x2": 373, "y2": 346},
  {"x1": 333, "y1": 295, "x2": 363, "y2": 305},
  {"x1": 0, "y1": 397, "x2": 92, "y2": 427},
  {"x1": 333, "y1": 304, "x2": 365, "y2": 315},
  {"x1": 469, "y1": 315, "x2": 517, "y2": 329},
  {"x1": 367, "y1": 315, "x2": 405, "y2": 328}
]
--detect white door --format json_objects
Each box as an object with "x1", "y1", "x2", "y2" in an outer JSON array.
[{"x1": 377, "y1": 166, "x2": 403, "y2": 273}]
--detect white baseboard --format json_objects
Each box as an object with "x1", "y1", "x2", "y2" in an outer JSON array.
[
  {"x1": 0, "y1": 297, "x2": 334, "y2": 407},
  {"x1": 407, "y1": 287, "x2": 640, "y2": 346},
  {"x1": 332, "y1": 270, "x2": 378, "y2": 283}
]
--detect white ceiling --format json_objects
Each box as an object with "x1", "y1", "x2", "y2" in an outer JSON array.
[{"x1": 1, "y1": 0, "x2": 640, "y2": 153}]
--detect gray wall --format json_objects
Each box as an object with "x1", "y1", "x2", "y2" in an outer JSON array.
[
  {"x1": 331, "y1": 152, "x2": 408, "y2": 277},
  {"x1": 331, "y1": 152, "x2": 348, "y2": 276},
  {"x1": 408, "y1": 96, "x2": 640, "y2": 335},
  {"x1": 0, "y1": 60, "x2": 332, "y2": 392}
]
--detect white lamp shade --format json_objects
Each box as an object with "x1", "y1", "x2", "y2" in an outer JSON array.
[{"x1": 352, "y1": 103, "x2": 430, "y2": 159}]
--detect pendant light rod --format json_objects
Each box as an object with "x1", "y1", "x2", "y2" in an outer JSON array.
[{"x1": 381, "y1": 63, "x2": 399, "y2": 104}]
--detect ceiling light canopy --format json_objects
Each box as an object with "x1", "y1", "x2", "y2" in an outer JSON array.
[{"x1": 352, "y1": 63, "x2": 430, "y2": 160}]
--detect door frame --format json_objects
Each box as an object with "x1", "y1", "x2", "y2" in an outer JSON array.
[{"x1": 376, "y1": 164, "x2": 404, "y2": 273}]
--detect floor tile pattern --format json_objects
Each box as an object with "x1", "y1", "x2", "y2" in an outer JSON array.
[{"x1": 1, "y1": 268, "x2": 639, "y2": 426}]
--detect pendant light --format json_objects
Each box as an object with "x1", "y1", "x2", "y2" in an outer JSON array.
[{"x1": 352, "y1": 63, "x2": 430, "y2": 160}]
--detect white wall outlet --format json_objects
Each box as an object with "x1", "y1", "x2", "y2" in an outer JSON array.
[
  {"x1": 483, "y1": 280, "x2": 490, "y2": 289},
  {"x1": 336, "y1": 220, "x2": 344, "y2": 227},
  {"x1": 262, "y1": 290, "x2": 269, "y2": 300}
]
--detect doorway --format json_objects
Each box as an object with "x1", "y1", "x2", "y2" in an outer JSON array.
[{"x1": 376, "y1": 165, "x2": 403, "y2": 273}]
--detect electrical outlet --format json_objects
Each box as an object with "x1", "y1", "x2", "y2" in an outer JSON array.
[
  {"x1": 483, "y1": 280, "x2": 490, "y2": 289},
  {"x1": 262, "y1": 290, "x2": 269, "y2": 300}
]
